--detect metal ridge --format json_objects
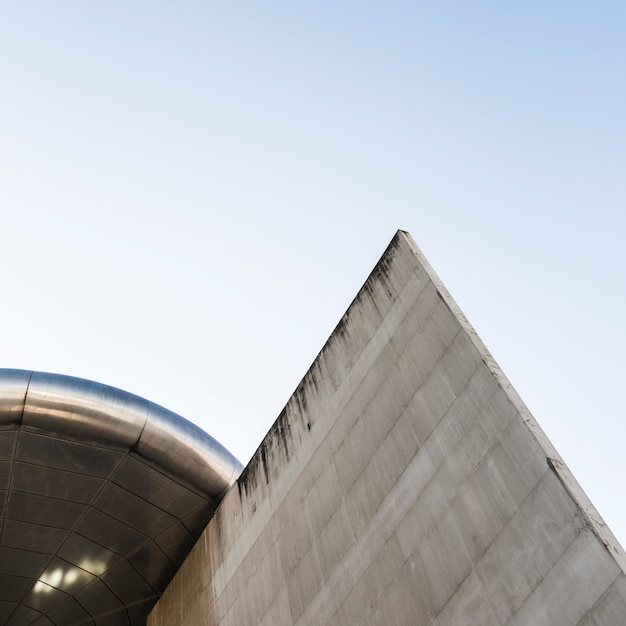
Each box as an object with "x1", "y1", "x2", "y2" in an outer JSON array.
[{"x1": 0, "y1": 368, "x2": 243, "y2": 498}]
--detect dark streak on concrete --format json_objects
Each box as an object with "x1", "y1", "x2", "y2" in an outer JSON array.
[{"x1": 234, "y1": 231, "x2": 406, "y2": 510}]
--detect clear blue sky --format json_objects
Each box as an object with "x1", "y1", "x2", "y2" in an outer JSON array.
[{"x1": 1, "y1": 3, "x2": 625, "y2": 544}]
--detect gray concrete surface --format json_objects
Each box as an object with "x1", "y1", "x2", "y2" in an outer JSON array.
[{"x1": 148, "y1": 230, "x2": 626, "y2": 625}]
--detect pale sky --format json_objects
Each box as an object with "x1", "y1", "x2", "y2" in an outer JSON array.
[{"x1": 1, "y1": 3, "x2": 625, "y2": 545}]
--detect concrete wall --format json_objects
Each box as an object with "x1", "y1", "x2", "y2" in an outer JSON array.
[{"x1": 149, "y1": 231, "x2": 626, "y2": 626}]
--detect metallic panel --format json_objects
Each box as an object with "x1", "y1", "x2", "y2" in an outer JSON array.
[
  {"x1": 155, "y1": 523, "x2": 196, "y2": 567},
  {"x1": 0, "y1": 430, "x2": 17, "y2": 460},
  {"x1": 74, "y1": 579, "x2": 121, "y2": 616},
  {"x1": 95, "y1": 609, "x2": 130, "y2": 626},
  {"x1": 16, "y1": 432, "x2": 125, "y2": 477},
  {"x1": 6, "y1": 492, "x2": 86, "y2": 529},
  {"x1": 0, "y1": 602, "x2": 17, "y2": 623},
  {"x1": 0, "y1": 368, "x2": 243, "y2": 624},
  {"x1": 11, "y1": 461, "x2": 104, "y2": 503},
  {"x1": 182, "y1": 500, "x2": 217, "y2": 537},
  {"x1": 58, "y1": 534, "x2": 122, "y2": 578},
  {"x1": 21, "y1": 582, "x2": 67, "y2": 613},
  {"x1": 128, "y1": 599, "x2": 158, "y2": 625},
  {"x1": 0, "y1": 462, "x2": 11, "y2": 490},
  {"x1": 128, "y1": 543, "x2": 176, "y2": 594},
  {"x1": 0, "y1": 548, "x2": 49, "y2": 578},
  {"x1": 46, "y1": 596, "x2": 92, "y2": 624},
  {"x1": 101, "y1": 560, "x2": 156, "y2": 605},
  {"x1": 76, "y1": 508, "x2": 148, "y2": 556},
  {"x1": 6, "y1": 604, "x2": 41, "y2": 626},
  {"x1": 38, "y1": 557, "x2": 95, "y2": 594},
  {"x1": 93, "y1": 482, "x2": 176, "y2": 536},
  {"x1": 3, "y1": 519, "x2": 69, "y2": 554},
  {"x1": 112, "y1": 455, "x2": 205, "y2": 518},
  {"x1": 0, "y1": 574, "x2": 32, "y2": 602}
]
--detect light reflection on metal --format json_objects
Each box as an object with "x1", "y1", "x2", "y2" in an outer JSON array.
[
  {"x1": 79, "y1": 558, "x2": 108, "y2": 577},
  {"x1": 33, "y1": 581, "x2": 53, "y2": 594},
  {"x1": 36, "y1": 563, "x2": 89, "y2": 593},
  {"x1": 0, "y1": 368, "x2": 243, "y2": 624},
  {"x1": 42, "y1": 569, "x2": 62, "y2": 588}
]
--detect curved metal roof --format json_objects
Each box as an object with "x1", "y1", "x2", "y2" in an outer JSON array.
[{"x1": 0, "y1": 369, "x2": 243, "y2": 625}]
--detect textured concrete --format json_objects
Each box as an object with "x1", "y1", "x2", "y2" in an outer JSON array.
[{"x1": 148, "y1": 231, "x2": 626, "y2": 626}]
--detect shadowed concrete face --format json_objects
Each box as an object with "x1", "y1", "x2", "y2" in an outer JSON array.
[
  {"x1": 0, "y1": 370, "x2": 242, "y2": 625},
  {"x1": 150, "y1": 231, "x2": 626, "y2": 626}
]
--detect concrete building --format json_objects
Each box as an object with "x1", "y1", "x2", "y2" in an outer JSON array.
[
  {"x1": 150, "y1": 231, "x2": 626, "y2": 625},
  {"x1": 1, "y1": 231, "x2": 624, "y2": 624}
]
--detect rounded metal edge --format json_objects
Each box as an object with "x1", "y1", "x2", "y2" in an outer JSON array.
[
  {"x1": 0, "y1": 368, "x2": 242, "y2": 499},
  {"x1": 24, "y1": 371, "x2": 149, "y2": 449},
  {"x1": 139, "y1": 402, "x2": 244, "y2": 498},
  {"x1": 0, "y1": 368, "x2": 32, "y2": 427}
]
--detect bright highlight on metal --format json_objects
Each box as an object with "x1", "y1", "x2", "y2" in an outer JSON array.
[{"x1": 0, "y1": 368, "x2": 243, "y2": 625}]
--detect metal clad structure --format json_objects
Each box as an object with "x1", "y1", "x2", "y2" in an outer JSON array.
[{"x1": 0, "y1": 369, "x2": 242, "y2": 625}]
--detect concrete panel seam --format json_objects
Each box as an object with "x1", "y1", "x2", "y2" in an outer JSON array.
[
  {"x1": 437, "y1": 468, "x2": 555, "y2": 622},
  {"x1": 214, "y1": 267, "x2": 425, "y2": 589},
  {"x1": 316, "y1": 363, "x2": 507, "y2": 621},
  {"x1": 546, "y1": 456, "x2": 626, "y2": 574},
  {"x1": 504, "y1": 529, "x2": 621, "y2": 625},
  {"x1": 212, "y1": 267, "x2": 429, "y2": 592},
  {"x1": 402, "y1": 232, "x2": 626, "y2": 571},
  {"x1": 400, "y1": 231, "x2": 626, "y2": 577},
  {"x1": 295, "y1": 380, "x2": 515, "y2": 624},
  {"x1": 574, "y1": 573, "x2": 626, "y2": 626}
]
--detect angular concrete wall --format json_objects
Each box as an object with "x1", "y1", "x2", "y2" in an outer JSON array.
[{"x1": 149, "y1": 231, "x2": 626, "y2": 626}]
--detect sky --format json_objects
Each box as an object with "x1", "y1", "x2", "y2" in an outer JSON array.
[{"x1": 1, "y1": 3, "x2": 625, "y2": 544}]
